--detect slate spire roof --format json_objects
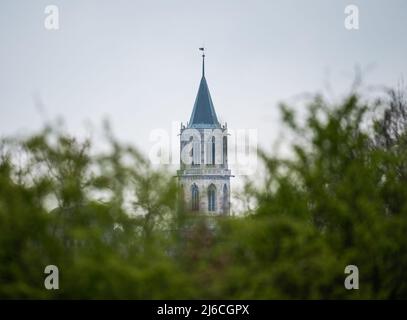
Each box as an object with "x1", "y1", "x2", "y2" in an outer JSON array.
[{"x1": 188, "y1": 50, "x2": 220, "y2": 128}]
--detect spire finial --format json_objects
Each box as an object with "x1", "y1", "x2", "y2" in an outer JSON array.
[{"x1": 199, "y1": 47, "x2": 205, "y2": 77}]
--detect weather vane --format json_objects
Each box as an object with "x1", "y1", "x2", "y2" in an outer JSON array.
[
  {"x1": 199, "y1": 47, "x2": 205, "y2": 76},
  {"x1": 199, "y1": 47, "x2": 205, "y2": 56}
]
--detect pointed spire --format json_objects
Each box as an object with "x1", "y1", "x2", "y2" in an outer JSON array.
[{"x1": 188, "y1": 48, "x2": 220, "y2": 129}]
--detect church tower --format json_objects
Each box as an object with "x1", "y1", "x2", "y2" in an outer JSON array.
[{"x1": 177, "y1": 49, "x2": 232, "y2": 215}]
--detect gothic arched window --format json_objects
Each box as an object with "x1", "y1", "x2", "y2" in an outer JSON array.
[
  {"x1": 191, "y1": 184, "x2": 199, "y2": 211},
  {"x1": 223, "y1": 136, "x2": 227, "y2": 166},
  {"x1": 208, "y1": 184, "x2": 216, "y2": 212},
  {"x1": 222, "y1": 184, "x2": 229, "y2": 214},
  {"x1": 190, "y1": 137, "x2": 194, "y2": 166},
  {"x1": 211, "y1": 136, "x2": 216, "y2": 165},
  {"x1": 191, "y1": 136, "x2": 200, "y2": 166}
]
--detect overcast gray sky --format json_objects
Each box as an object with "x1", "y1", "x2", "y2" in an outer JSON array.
[{"x1": 1, "y1": 0, "x2": 407, "y2": 172}]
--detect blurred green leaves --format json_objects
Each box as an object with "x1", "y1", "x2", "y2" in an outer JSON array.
[{"x1": 1, "y1": 90, "x2": 407, "y2": 299}]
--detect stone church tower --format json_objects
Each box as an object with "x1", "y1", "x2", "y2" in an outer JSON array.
[{"x1": 177, "y1": 49, "x2": 232, "y2": 215}]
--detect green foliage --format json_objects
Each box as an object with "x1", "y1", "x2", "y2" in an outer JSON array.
[{"x1": 1, "y1": 90, "x2": 407, "y2": 299}]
